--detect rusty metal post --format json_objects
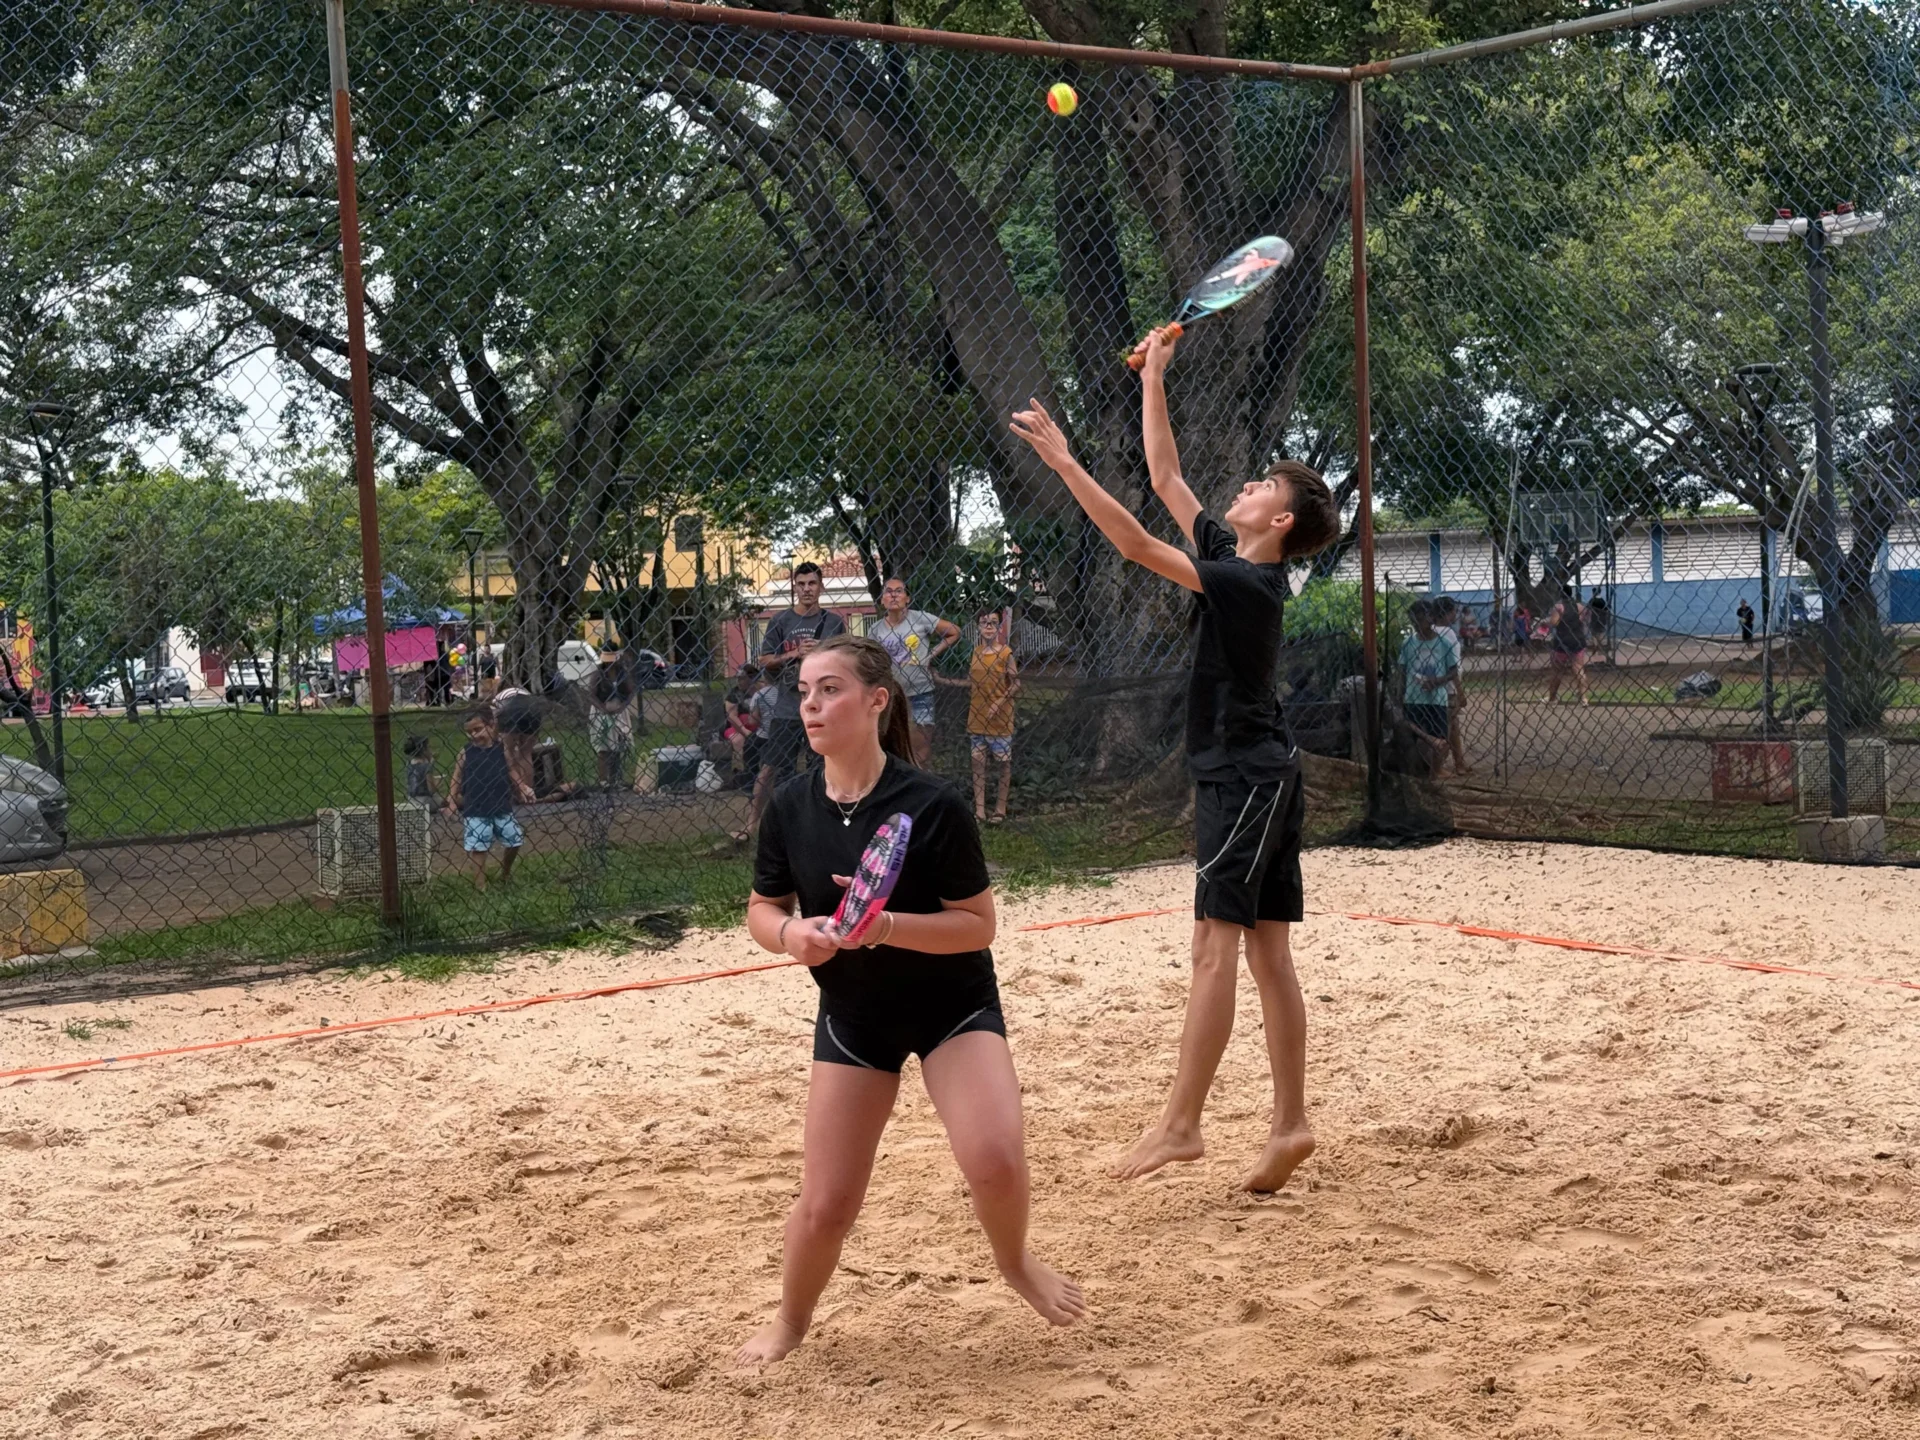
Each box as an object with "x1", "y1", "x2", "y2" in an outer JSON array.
[
  {"x1": 325, "y1": 0, "x2": 403, "y2": 927},
  {"x1": 1349, "y1": 79, "x2": 1381, "y2": 817}
]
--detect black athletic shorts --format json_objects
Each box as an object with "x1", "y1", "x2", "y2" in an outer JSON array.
[
  {"x1": 1193, "y1": 769, "x2": 1305, "y2": 928},
  {"x1": 812, "y1": 999, "x2": 1006, "y2": 1073},
  {"x1": 759, "y1": 717, "x2": 812, "y2": 775},
  {"x1": 1406, "y1": 702, "x2": 1449, "y2": 740},
  {"x1": 495, "y1": 694, "x2": 543, "y2": 736}
]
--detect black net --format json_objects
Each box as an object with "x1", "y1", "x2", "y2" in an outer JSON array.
[
  {"x1": 1360, "y1": 0, "x2": 1920, "y2": 859},
  {"x1": 2, "y1": 0, "x2": 1915, "y2": 994}
]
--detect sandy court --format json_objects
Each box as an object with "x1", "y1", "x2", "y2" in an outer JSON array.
[{"x1": 3, "y1": 839, "x2": 1919, "y2": 1439}]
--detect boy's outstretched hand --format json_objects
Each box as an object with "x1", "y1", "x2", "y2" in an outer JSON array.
[
  {"x1": 1126, "y1": 324, "x2": 1180, "y2": 375},
  {"x1": 1009, "y1": 398, "x2": 1077, "y2": 475}
]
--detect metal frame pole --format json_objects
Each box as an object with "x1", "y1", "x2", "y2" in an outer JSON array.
[
  {"x1": 1806, "y1": 221, "x2": 1848, "y2": 818},
  {"x1": 326, "y1": 0, "x2": 404, "y2": 925},
  {"x1": 30, "y1": 426, "x2": 64, "y2": 782},
  {"x1": 1349, "y1": 79, "x2": 1381, "y2": 818}
]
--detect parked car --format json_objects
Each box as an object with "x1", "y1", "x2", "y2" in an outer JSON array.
[
  {"x1": 1786, "y1": 585, "x2": 1825, "y2": 634},
  {"x1": 0, "y1": 754, "x2": 67, "y2": 863},
  {"x1": 134, "y1": 666, "x2": 192, "y2": 703},
  {"x1": 82, "y1": 678, "x2": 124, "y2": 709},
  {"x1": 484, "y1": 643, "x2": 667, "y2": 690},
  {"x1": 225, "y1": 660, "x2": 277, "y2": 704}
]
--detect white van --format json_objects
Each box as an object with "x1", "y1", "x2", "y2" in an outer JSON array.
[{"x1": 486, "y1": 641, "x2": 601, "y2": 686}]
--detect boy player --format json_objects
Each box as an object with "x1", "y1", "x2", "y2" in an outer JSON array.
[{"x1": 1009, "y1": 327, "x2": 1340, "y2": 1192}]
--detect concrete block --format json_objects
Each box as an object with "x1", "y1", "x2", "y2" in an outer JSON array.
[
  {"x1": 0, "y1": 869, "x2": 90, "y2": 960},
  {"x1": 1794, "y1": 814, "x2": 1886, "y2": 863}
]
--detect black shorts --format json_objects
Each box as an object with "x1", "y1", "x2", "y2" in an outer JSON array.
[
  {"x1": 1193, "y1": 770, "x2": 1305, "y2": 928},
  {"x1": 496, "y1": 695, "x2": 543, "y2": 736},
  {"x1": 1406, "y1": 702, "x2": 1449, "y2": 740},
  {"x1": 758, "y1": 718, "x2": 813, "y2": 775},
  {"x1": 812, "y1": 999, "x2": 1006, "y2": 1073}
]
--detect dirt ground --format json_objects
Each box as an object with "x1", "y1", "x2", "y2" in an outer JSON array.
[{"x1": 3, "y1": 839, "x2": 1919, "y2": 1440}]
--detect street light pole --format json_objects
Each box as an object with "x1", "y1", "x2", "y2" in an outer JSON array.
[
  {"x1": 1804, "y1": 220, "x2": 1849, "y2": 818},
  {"x1": 25, "y1": 399, "x2": 73, "y2": 783},
  {"x1": 462, "y1": 527, "x2": 483, "y2": 700},
  {"x1": 1743, "y1": 202, "x2": 1886, "y2": 820}
]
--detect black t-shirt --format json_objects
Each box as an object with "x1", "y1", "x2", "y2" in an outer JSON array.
[
  {"x1": 753, "y1": 757, "x2": 996, "y2": 1024},
  {"x1": 760, "y1": 608, "x2": 848, "y2": 719},
  {"x1": 1186, "y1": 512, "x2": 1296, "y2": 783}
]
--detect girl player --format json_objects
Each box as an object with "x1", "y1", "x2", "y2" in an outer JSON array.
[{"x1": 737, "y1": 634, "x2": 1084, "y2": 1366}]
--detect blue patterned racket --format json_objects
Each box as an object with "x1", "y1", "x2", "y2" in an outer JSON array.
[{"x1": 1127, "y1": 235, "x2": 1295, "y2": 369}]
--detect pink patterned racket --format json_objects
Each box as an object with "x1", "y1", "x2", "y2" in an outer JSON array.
[{"x1": 823, "y1": 812, "x2": 912, "y2": 946}]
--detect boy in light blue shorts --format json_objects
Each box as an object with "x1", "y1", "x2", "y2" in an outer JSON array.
[{"x1": 449, "y1": 708, "x2": 534, "y2": 891}]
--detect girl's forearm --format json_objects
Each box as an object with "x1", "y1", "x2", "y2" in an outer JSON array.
[
  {"x1": 884, "y1": 908, "x2": 994, "y2": 953},
  {"x1": 748, "y1": 897, "x2": 795, "y2": 954}
]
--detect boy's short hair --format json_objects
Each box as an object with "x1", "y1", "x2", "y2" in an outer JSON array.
[
  {"x1": 1433, "y1": 595, "x2": 1457, "y2": 618},
  {"x1": 1266, "y1": 459, "x2": 1340, "y2": 559},
  {"x1": 465, "y1": 707, "x2": 497, "y2": 730},
  {"x1": 792, "y1": 561, "x2": 823, "y2": 581},
  {"x1": 403, "y1": 734, "x2": 429, "y2": 757},
  {"x1": 1409, "y1": 599, "x2": 1433, "y2": 624},
  {"x1": 977, "y1": 604, "x2": 1004, "y2": 622}
]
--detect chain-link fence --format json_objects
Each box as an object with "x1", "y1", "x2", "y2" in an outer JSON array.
[{"x1": 1, "y1": 0, "x2": 1915, "y2": 988}]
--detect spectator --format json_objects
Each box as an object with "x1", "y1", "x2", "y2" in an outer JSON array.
[
  {"x1": 587, "y1": 648, "x2": 637, "y2": 790},
  {"x1": 1587, "y1": 590, "x2": 1610, "y2": 649},
  {"x1": 491, "y1": 681, "x2": 544, "y2": 795},
  {"x1": 739, "y1": 561, "x2": 847, "y2": 843},
  {"x1": 402, "y1": 733, "x2": 442, "y2": 811},
  {"x1": 872, "y1": 576, "x2": 961, "y2": 766},
  {"x1": 1546, "y1": 594, "x2": 1591, "y2": 705},
  {"x1": 1737, "y1": 597, "x2": 1756, "y2": 645},
  {"x1": 449, "y1": 707, "x2": 534, "y2": 892},
  {"x1": 1512, "y1": 603, "x2": 1532, "y2": 652},
  {"x1": 1398, "y1": 599, "x2": 1457, "y2": 772},
  {"x1": 0, "y1": 645, "x2": 30, "y2": 721},
  {"x1": 942, "y1": 606, "x2": 1019, "y2": 824},
  {"x1": 1431, "y1": 596, "x2": 1472, "y2": 776},
  {"x1": 721, "y1": 664, "x2": 765, "y2": 784}
]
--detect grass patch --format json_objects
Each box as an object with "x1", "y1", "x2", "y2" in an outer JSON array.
[
  {"x1": 61, "y1": 1016, "x2": 132, "y2": 1041},
  {"x1": 0, "y1": 706, "x2": 693, "y2": 842},
  {"x1": 44, "y1": 801, "x2": 1189, "y2": 984}
]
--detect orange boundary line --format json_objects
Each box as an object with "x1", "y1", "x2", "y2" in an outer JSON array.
[
  {"x1": 12, "y1": 899, "x2": 1913, "y2": 1085},
  {"x1": 1017, "y1": 906, "x2": 1920, "y2": 994},
  {"x1": 0, "y1": 958, "x2": 803, "y2": 1084}
]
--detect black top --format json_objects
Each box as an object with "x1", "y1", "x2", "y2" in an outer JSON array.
[
  {"x1": 1552, "y1": 603, "x2": 1589, "y2": 654},
  {"x1": 1186, "y1": 512, "x2": 1296, "y2": 783},
  {"x1": 459, "y1": 741, "x2": 514, "y2": 817},
  {"x1": 754, "y1": 757, "x2": 995, "y2": 1025}
]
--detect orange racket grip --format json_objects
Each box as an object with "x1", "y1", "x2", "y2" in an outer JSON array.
[{"x1": 1125, "y1": 322, "x2": 1185, "y2": 370}]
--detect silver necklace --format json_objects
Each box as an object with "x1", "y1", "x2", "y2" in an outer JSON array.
[{"x1": 826, "y1": 771, "x2": 881, "y2": 826}]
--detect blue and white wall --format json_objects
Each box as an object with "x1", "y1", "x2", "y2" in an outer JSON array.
[{"x1": 1341, "y1": 515, "x2": 1920, "y2": 635}]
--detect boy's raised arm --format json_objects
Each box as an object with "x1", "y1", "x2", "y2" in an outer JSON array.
[
  {"x1": 1009, "y1": 399, "x2": 1201, "y2": 594},
  {"x1": 1131, "y1": 327, "x2": 1202, "y2": 545}
]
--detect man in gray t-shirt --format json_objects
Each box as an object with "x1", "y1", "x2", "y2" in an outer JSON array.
[
  {"x1": 872, "y1": 576, "x2": 959, "y2": 765},
  {"x1": 740, "y1": 561, "x2": 846, "y2": 841}
]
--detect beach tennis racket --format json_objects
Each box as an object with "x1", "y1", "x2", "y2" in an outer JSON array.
[
  {"x1": 823, "y1": 811, "x2": 913, "y2": 946},
  {"x1": 1126, "y1": 235, "x2": 1295, "y2": 369}
]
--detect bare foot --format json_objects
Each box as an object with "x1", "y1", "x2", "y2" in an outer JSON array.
[
  {"x1": 1241, "y1": 1125, "x2": 1316, "y2": 1194},
  {"x1": 1000, "y1": 1252, "x2": 1086, "y2": 1326},
  {"x1": 1108, "y1": 1124, "x2": 1204, "y2": 1181},
  {"x1": 733, "y1": 1313, "x2": 807, "y2": 1368}
]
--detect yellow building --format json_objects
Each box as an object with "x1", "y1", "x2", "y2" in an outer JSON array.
[{"x1": 458, "y1": 515, "x2": 779, "y2": 672}]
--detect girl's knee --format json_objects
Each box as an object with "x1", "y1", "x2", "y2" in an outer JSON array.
[
  {"x1": 792, "y1": 1189, "x2": 864, "y2": 1238},
  {"x1": 957, "y1": 1141, "x2": 1026, "y2": 1197}
]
